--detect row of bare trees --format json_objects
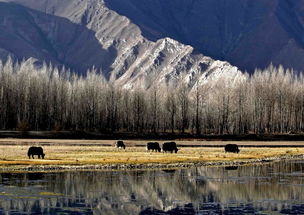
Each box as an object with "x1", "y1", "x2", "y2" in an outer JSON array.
[{"x1": 1, "y1": 59, "x2": 304, "y2": 134}]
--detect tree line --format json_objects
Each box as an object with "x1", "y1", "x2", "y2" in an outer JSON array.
[{"x1": 1, "y1": 58, "x2": 304, "y2": 135}]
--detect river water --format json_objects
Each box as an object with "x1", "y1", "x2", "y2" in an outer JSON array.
[{"x1": 0, "y1": 160, "x2": 304, "y2": 214}]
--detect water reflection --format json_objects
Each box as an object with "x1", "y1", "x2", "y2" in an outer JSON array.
[
  {"x1": 0, "y1": 160, "x2": 304, "y2": 214},
  {"x1": 224, "y1": 166, "x2": 238, "y2": 171}
]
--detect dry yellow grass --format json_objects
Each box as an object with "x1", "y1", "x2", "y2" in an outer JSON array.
[{"x1": 0, "y1": 142, "x2": 303, "y2": 167}]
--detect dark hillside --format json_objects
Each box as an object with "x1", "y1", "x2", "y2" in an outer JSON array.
[{"x1": 105, "y1": 0, "x2": 304, "y2": 72}]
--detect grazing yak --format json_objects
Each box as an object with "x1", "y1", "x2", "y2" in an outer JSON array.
[
  {"x1": 146, "y1": 142, "x2": 161, "y2": 152},
  {"x1": 162, "y1": 142, "x2": 178, "y2": 153},
  {"x1": 224, "y1": 144, "x2": 240, "y2": 153},
  {"x1": 28, "y1": 146, "x2": 45, "y2": 159},
  {"x1": 115, "y1": 140, "x2": 126, "y2": 149}
]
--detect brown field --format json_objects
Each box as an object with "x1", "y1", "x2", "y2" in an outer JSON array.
[
  {"x1": 0, "y1": 139, "x2": 303, "y2": 167},
  {"x1": 1, "y1": 138, "x2": 304, "y2": 146}
]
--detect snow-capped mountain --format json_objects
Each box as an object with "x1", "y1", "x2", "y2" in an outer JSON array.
[{"x1": 0, "y1": 0, "x2": 242, "y2": 89}]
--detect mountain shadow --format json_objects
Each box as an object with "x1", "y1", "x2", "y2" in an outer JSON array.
[{"x1": 0, "y1": 2, "x2": 117, "y2": 75}]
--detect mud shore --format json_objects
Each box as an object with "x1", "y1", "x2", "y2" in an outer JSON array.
[{"x1": 2, "y1": 130, "x2": 304, "y2": 141}]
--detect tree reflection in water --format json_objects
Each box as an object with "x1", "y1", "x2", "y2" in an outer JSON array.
[{"x1": 0, "y1": 160, "x2": 304, "y2": 214}]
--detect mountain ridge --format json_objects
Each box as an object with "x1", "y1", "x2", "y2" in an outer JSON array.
[
  {"x1": 0, "y1": 0, "x2": 242, "y2": 89},
  {"x1": 104, "y1": 0, "x2": 304, "y2": 72}
]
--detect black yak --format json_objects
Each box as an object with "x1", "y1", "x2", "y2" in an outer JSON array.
[
  {"x1": 28, "y1": 146, "x2": 45, "y2": 159},
  {"x1": 162, "y1": 142, "x2": 178, "y2": 153},
  {"x1": 224, "y1": 144, "x2": 240, "y2": 153},
  {"x1": 115, "y1": 140, "x2": 126, "y2": 149},
  {"x1": 146, "y1": 142, "x2": 161, "y2": 152}
]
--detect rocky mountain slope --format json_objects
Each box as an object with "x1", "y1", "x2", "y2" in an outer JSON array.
[
  {"x1": 104, "y1": 0, "x2": 304, "y2": 72},
  {"x1": 0, "y1": 0, "x2": 242, "y2": 89}
]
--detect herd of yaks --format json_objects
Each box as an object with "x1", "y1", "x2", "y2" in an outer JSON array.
[
  {"x1": 27, "y1": 142, "x2": 240, "y2": 159},
  {"x1": 114, "y1": 141, "x2": 179, "y2": 153}
]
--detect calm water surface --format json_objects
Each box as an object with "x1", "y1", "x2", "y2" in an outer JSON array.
[{"x1": 0, "y1": 160, "x2": 304, "y2": 214}]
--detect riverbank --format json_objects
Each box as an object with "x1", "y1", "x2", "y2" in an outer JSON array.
[
  {"x1": 1, "y1": 154, "x2": 303, "y2": 172},
  {"x1": 0, "y1": 139, "x2": 303, "y2": 171}
]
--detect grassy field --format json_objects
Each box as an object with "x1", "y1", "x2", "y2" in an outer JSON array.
[{"x1": 0, "y1": 139, "x2": 303, "y2": 167}]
